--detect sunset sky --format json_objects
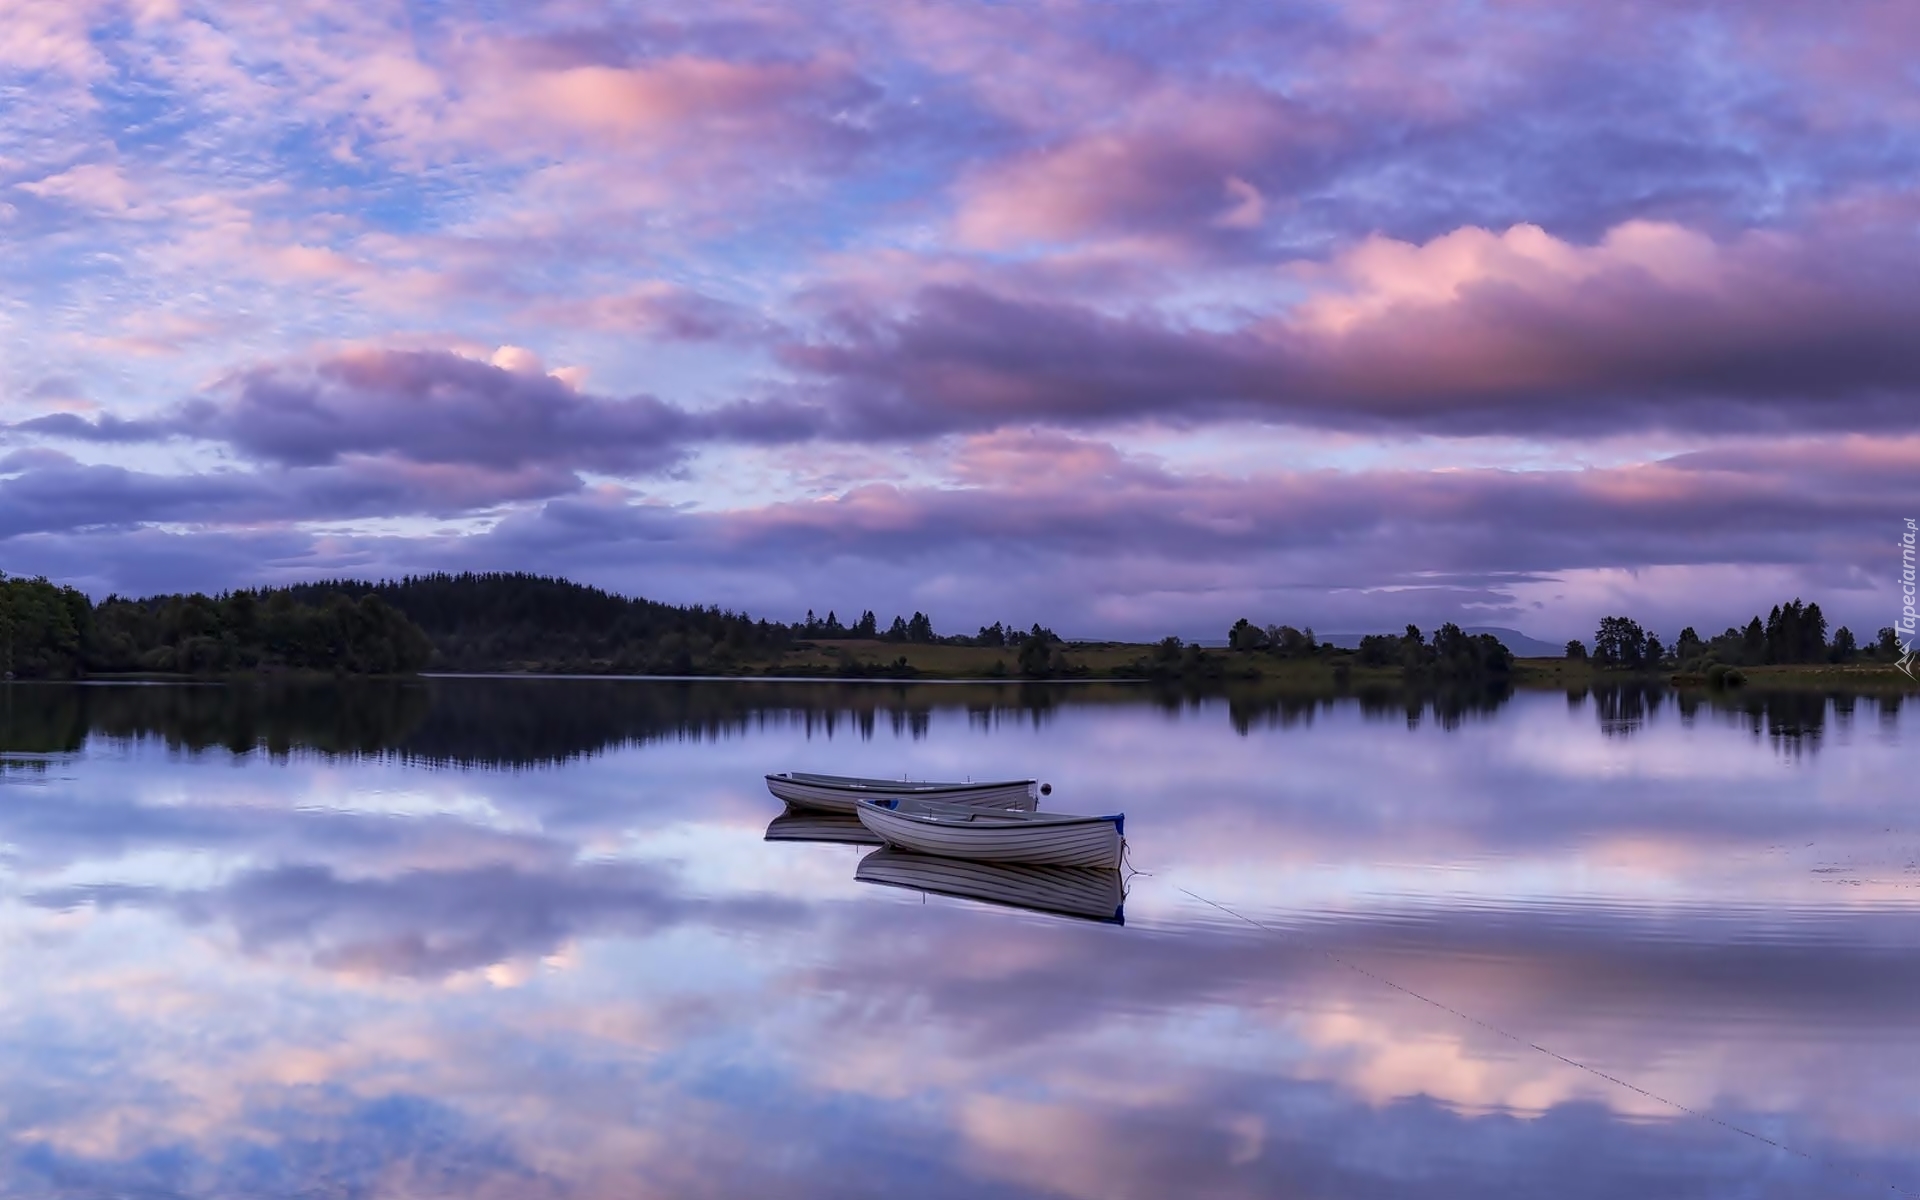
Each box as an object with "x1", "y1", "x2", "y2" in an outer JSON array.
[{"x1": 1, "y1": 0, "x2": 1912, "y2": 640}]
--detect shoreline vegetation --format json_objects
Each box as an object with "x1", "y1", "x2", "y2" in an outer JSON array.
[{"x1": 3, "y1": 571, "x2": 1912, "y2": 690}]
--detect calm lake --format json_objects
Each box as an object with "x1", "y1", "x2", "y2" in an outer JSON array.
[{"x1": 2, "y1": 678, "x2": 1916, "y2": 1198}]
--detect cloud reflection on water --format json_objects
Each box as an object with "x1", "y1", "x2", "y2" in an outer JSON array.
[{"x1": 0, "y1": 679, "x2": 1916, "y2": 1197}]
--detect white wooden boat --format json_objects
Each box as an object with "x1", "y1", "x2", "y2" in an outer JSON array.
[
  {"x1": 855, "y1": 797, "x2": 1124, "y2": 869},
  {"x1": 764, "y1": 771, "x2": 1038, "y2": 815},
  {"x1": 763, "y1": 810, "x2": 882, "y2": 846},
  {"x1": 856, "y1": 848, "x2": 1124, "y2": 924}
]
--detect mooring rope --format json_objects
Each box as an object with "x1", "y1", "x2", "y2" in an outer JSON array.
[{"x1": 1166, "y1": 879, "x2": 1913, "y2": 1198}]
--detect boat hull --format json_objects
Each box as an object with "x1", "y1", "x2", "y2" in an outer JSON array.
[
  {"x1": 855, "y1": 799, "x2": 1124, "y2": 869},
  {"x1": 856, "y1": 848, "x2": 1124, "y2": 924},
  {"x1": 765, "y1": 773, "x2": 1037, "y2": 815}
]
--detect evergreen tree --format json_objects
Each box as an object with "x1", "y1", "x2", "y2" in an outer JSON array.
[
  {"x1": 1764, "y1": 603, "x2": 1786, "y2": 662},
  {"x1": 1831, "y1": 626, "x2": 1857, "y2": 662},
  {"x1": 1802, "y1": 602, "x2": 1828, "y2": 660},
  {"x1": 1759, "y1": 599, "x2": 1828, "y2": 664},
  {"x1": 1674, "y1": 627, "x2": 1704, "y2": 661}
]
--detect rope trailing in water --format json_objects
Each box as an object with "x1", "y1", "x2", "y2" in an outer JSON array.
[{"x1": 1172, "y1": 881, "x2": 1914, "y2": 1198}]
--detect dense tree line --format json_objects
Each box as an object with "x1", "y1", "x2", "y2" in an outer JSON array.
[
  {"x1": 1356, "y1": 623, "x2": 1513, "y2": 677},
  {"x1": 0, "y1": 574, "x2": 91, "y2": 678},
  {"x1": 17, "y1": 568, "x2": 1889, "y2": 685},
  {"x1": 797, "y1": 608, "x2": 1060, "y2": 653},
  {"x1": 1218, "y1": 614, "x2": 1512, "y2": 679},
  {"x1": 3, "y1": 567, "x2": 1076, "y2": 678},
  {"x1": 1, "y1": 571, "x2": 432, "y2": 679},
  {"x1": 288, "y1": 573, "x2": 799, "y2": 674},
  {"x1": 1573, "y1": 597, "x2": 1899, "y2": 681},
  {"x1": 92, "y1": 589, "x2": 432, "y2": 675},
  {"x1": 1228, "y1": 619, "x2": 1320, "y2": 656},
  {"x1": 793, "y1": 609, "x2": 1074, "y2": 677}
]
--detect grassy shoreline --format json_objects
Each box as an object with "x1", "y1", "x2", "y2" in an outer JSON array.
[
  {"x1": 24, "y1": 643, "x2": 1918, "y2": 690},
  {"x1": 1512, "y1": 657, "x2": 1918, "y2": 690},
  {"x1": 764, "y1": 641, "x2": 1920, "y2": 689}
]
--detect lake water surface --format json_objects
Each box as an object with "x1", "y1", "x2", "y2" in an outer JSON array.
[{"x1": 2, "y1": 679, "x2": 1917, "y2": 1198}]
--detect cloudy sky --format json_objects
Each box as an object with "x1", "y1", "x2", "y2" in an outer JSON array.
[{"x1": 0, "y1": 0, "x2": 1913, "y2": 640}]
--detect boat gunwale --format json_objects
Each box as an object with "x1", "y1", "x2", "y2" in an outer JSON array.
[
  {"x1": 860, "y1": 796, "x2": 1122, "y2": 830},
  {"x1": 771, "y1": 771, "x2": 1035, "y2": 794}
]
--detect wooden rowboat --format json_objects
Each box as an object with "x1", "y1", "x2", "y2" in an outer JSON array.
[
  {"x1": 855, "y1": 848, "x2": 1125, "y2": 924},
  {"x1": 763, "y1": 810, "x2": 883, "y2": 846},
  {"x1": 764, "y1": 771, "x2": 1038, "y2": 815},
  {"x1": 855, "y1": 796, "x2": 1124, "y2": 869}
]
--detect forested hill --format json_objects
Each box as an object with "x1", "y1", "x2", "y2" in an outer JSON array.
[
  {"x1": 0, "y1": 571, "x2": 793, "y2": 679},
  {"x1": 0, "y1": 569, "x2": 998, "y2": 678},
  {"x1": 287, "y1": 573, "x2": 794, "y2": 674}
]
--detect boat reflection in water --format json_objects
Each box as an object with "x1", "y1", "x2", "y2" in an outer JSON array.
[
  {"x1": 855, "y1": 847, "x2": 1126, "y2": 925},
  {"x1": 763, "y1": 808, "x2": 883, "y2": 846}
]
